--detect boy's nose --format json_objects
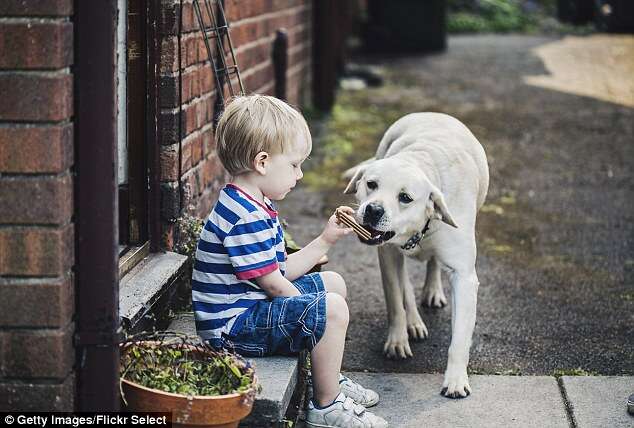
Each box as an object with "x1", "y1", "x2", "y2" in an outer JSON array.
[{"x1": 297, "y1": 168, "x2": 303, "y2": 179}]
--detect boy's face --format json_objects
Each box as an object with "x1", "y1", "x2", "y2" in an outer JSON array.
[{"x1": 261, "y1": 136, "x2": 309, "y2": 201}]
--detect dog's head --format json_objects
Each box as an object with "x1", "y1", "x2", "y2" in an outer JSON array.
[{"x1": 343, "y1": 157, "x2": 458, "y2": 246}]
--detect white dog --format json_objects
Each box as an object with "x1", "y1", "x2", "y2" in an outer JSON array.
[{"x1": 344, "y1": 112, "x2": 489, "y2": 398}]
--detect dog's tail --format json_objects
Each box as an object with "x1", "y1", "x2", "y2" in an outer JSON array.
[{"x1": 342, "y1": 157, "x2": 375, "y2": 180}]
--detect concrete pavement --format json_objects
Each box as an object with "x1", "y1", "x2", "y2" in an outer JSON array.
[{"x1": 298, "y1": 373, "x2": 633, "y2": 427}]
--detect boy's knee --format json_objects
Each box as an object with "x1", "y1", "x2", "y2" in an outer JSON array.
[
  {"x1": 325, "y1": 292, "x2": 349, "y2": 326},
  {"x1": 322, "y1": 271, "x2": 347, "y2": 299}
]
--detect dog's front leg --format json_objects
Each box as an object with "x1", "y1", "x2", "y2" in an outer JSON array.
[
  {"x1": 400, "y1": 259, "x2": 428, "y2": 340},
  {"x1": 442, "y1": 269, "x2": 479, "y2": 398},
  {"x1": 378, "y1": 245, "x2": 412, "y2": 358}
]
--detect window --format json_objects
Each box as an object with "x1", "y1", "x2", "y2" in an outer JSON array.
[{"x1": 117, "y1": 0, "x2": 150, "y2": 276}]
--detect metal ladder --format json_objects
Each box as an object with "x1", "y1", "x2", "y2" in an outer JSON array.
[{"x1": 192, "y1": 0, "x2": 245, "y2": 120}]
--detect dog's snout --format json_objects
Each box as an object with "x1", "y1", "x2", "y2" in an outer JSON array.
[{"x1": 363, "y1": 203, "x2": 384, "y2": 225}]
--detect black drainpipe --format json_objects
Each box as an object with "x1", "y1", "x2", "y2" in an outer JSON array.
[
  {"x1": 74, "y1": 0, "x2": 120, "y2": 411},
  {"x1": 272, "y1": 29, "x2": 288, "y2": 101}
]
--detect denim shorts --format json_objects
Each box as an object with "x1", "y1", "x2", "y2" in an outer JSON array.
[{"x1": 220, "y1": 272, "x2": 327, "y2": 357}]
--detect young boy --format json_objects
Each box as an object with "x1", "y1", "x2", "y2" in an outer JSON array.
[{"x1": 192, "y1": 95, "x2": 388, "y2": 427}]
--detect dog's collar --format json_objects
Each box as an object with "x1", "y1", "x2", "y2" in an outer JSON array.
[{"x1": 400, "y1": 218, "x2": 432, "y2": 250}]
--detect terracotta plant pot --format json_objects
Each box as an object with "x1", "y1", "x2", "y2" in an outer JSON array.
[{"x1": 120, "y1": 342, "x2": 256, "y2": 428}]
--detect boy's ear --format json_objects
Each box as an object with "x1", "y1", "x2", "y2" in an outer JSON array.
[{"x1": 253, "y1": 151, "x2": 269, "y2": 175}]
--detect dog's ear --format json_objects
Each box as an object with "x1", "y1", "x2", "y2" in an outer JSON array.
[
  {"x1": 430, "y1": 189, "x2": 458, "y2": 228},
  {"x1": 343, "y1": 165, "x2": 367, "y2": 194}
]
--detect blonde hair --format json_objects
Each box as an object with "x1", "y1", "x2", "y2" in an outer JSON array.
[{"x1": 215, "y1": 94, "x2": 312, "y2": 176}]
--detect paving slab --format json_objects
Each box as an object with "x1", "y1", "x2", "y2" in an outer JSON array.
[
  {"x1": 341, "y1": 373, "x2": 569, "y2": 427},
  {"x1": 562, "y1": 376, "x2": 634, "y2": 428}
]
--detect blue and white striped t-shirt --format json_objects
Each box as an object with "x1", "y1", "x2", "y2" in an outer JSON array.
[{"x1": 192, "y1": 184, "x2": 287, "y2": 342}]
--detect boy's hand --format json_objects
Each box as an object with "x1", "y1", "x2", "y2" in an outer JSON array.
[{"x1": 320, "y1": 205, "x2": 354, "y2": 246}]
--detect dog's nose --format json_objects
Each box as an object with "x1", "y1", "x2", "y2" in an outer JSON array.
[{"x1": 363, "y1": 203, "x2": 384, "y2": 225}]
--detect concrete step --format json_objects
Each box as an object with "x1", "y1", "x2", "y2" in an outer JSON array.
[
  {"x1": 168, "y1": 312, "x2": 302, "y2": 427},
  {"x1": 119, "y1": 251, "x2": 188, "y2": 333}
]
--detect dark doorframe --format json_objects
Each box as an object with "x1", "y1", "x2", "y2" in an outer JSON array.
[
  {"x1": 74, "y1": 0, "x2": 120, "y2": 411},
  {"x1": 146, "y1": 0, "x2": 161, "y2": 253}
]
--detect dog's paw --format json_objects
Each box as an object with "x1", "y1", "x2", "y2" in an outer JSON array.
[
  {"x1": 383, "y1": 328, "x2": 412, "y2": 359},
  {"x1": 406, "y1": 313, "x2": 428, "y2": 340},
  {"x1": 441, "y1": 368, "x2": 471, "y2": 399},
  {"x1": 421, "y1": 287, "x2": 447, "y2": 308}
]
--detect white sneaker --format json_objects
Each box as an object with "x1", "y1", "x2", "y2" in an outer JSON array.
[
  {"x1": 307, "y1": 373, "x2": 380, "y2": 408},
  {"x1": 306, "y1": 392, "x2": 388, "y2": 428},
  {"x1": 339, "y1": 374, "x2": 380, "y2": 407}
]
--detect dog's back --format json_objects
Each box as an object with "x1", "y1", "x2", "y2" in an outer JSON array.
[{"x1": 376, "y1": 112, "x2": 489, "y2": 209}]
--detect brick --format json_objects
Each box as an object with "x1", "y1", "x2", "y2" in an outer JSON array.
[
  {"x1": 185, "y1": 35, "x2": 200, "y2": 67},
  {"x1": 0, "y1": 0, "x2": 73, "y2": 16},
  {"x1": 160, "y1": 36, "x2": 179, "y2": 73},
  {"x1": 224, "y1": 0, "x2": 305, "y2": 22},
  {"x1": 194, "y1": 186, "x2": 219, "y2": 219},
  {"x1": 159, "y1": 108, "x2": 182, "y2": 146},
  {"x1": 160, "y1": 182, "x2": 180, "y2": 221},
  {"x1": 0, "y1": 224, "x2": 73, "y2": 276},
  {"x1": 159, "y1": 74, "x2": 179, "y2": 108},
  {"x1": 0, "y1": 124, "x2": 73, "y2": 173},
  {"x1": 200, "y1": 66, "x2": 214, "y2": 94},
  {"x1": 159, "y1": 144, "x2": 179, "y2": 182},
  {"x1": 202, "y1": 154, "x2": 223, "y2": 189},
  {"x1": 184, "y1": 102, "x2": 197, "y2": 135},
  {"x1": 0, "y1": 276, "x2": 73, "y2": 328},
  {"x1": 0, "y1": 173, "x2": 73, "y2": 224},
  {"x1": 161, "y1": 221, "x2": 176, "y2": 251},
  {"x1": 236, "y1": 41, "x2": 272, "y2": 71},
  {"x1": 195, "y1": 99, "x2": 206, "y2": 130},
  {"x1": 190, "y1": 67, "x2": 201, "y2": 99},
  {"x1": 182, "y1": 97, "x2": 213, "y2": 136},
  {"x1": 243, "y1": 63, "x2": 274, "y2": 94},
  {"x1": 181, "y1": 167, "x2": 201, "y2": 199},
  {"x1": 0, "y1": 72, "x2": 72, "y2": 122},
  {"x1": 0, "y1": 22, "x2": 73, "y2": 69},
  {"x1": 181, "y1": 2, "x2": 197, "y2": 33},
  {"x1": 180, "y1": 135, "x2": 193, "y2": 172},
  {"x1": 2, "y1": 324, "x2": 74, "y2": 379},
  {"x1": 159, "y1": 1, "x2": 180, "y2": 35},
  {"x1": 205, "y1": 96, "x2": 215, "y2": 123},
  {"x1": 191, "y1": 132, "x2": 204, "y2": 165},
  {"x1": 202, "y1": 127, "x2": 215, "y2": 156},
  {"x1": 0, "y1": 375, "x2": 74, "y2": 411}
]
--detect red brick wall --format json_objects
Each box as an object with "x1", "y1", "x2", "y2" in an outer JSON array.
[
  {"x1": 158, "y1": 0, "x2": 313, "y2": 247},
  {"x1": 0, "y1": 0, "x2": 75, "y2": 411}
]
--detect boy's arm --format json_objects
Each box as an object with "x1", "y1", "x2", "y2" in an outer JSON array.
[
  {"x1": 284, "y1": 206, "x2": 354, "y2": 281},
  {"x1": 255, "y1": 269, "x2": 301, "y2": 297},
  {"x1": 284, "y1": 236, "x2": 331, "y2": 281}
]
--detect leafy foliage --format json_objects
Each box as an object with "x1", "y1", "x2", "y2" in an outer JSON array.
[
  {"x1": 174, "y1": 214, "x2": 205, "y2": 261},
  {"x1": 448, "y1": 0, "x2": 538, "y2": 33},
  {"x1": 121, "y1": 342, "x2": 258, "y2": 397}
]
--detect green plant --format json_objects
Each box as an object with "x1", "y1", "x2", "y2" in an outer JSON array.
[
  {"x1": 553, "y1": 367, "x2": 598, "y2": 378},
  {"x1": 174, "y1": 214, "x2": 205, "y2": 261},
  {"x1": 121, "y1": 341, "x2": 258, "y2": 397},
  {"x1": 448, "y1": 0, "x2": 537, "y2": 33}
]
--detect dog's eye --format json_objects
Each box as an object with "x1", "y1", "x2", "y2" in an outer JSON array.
[
  {"x1": 399, "y1": 192, "x2": 413, "y2": 204},
  {"x1": 367, "y1": 180, "x2": 378, "y2": 190}
]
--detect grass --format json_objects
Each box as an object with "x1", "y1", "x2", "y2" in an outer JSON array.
[{"x1": 553, "y1": 368, "x2": 599, "y2": 378}]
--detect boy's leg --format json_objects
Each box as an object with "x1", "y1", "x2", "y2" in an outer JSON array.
[
  {"x1": 310, "y1": 292, "x2": 349, "y2": 407},
  {"x1": 320, "y1": 271, "x2": 347, "y2": 299}
]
